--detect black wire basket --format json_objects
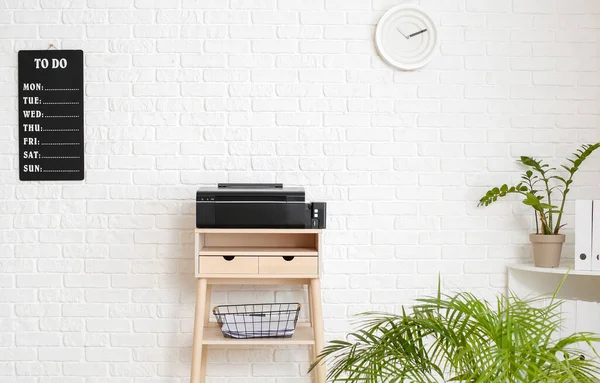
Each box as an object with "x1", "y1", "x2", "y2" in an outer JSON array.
[{"x1": 213, "y1": 303, "x2": 301, "y2": 339}]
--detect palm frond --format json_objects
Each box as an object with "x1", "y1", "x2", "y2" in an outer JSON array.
[{"x1": 310, "y1": 281, "x2": 600, "y2": 383}]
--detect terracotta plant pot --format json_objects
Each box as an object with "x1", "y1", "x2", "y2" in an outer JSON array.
[{"x1": 529, "y1": 234, "x2": 566, "y2": 268}]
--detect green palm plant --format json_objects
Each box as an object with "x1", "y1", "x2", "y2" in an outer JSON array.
[{"x1": 309, "y1": 281, "x2": 600, "y2": 382}]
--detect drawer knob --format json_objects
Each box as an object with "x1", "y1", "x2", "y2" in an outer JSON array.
[
  {"x1": 223, "y1": 256, "x2": 235, "y2": 261},
  {"x1": 283, "y1": 256, "x2": 295, "y2": 262}
]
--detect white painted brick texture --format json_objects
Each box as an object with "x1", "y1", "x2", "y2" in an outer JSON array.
[{"x1": 1, "y1": 0, "x2": 600, "y2": 381}]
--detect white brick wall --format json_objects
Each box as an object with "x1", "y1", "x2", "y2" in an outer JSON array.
[{"x1": 1, "y1": 0, "x2": 600, "y2": 381}]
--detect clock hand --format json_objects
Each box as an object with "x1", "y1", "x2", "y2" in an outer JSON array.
[
  {"x1": 396, "y1": 27, "x2": 410, "y2": 39},
  {"x1": 409, "y1": 29, "x2": 428, "y2": 38}
]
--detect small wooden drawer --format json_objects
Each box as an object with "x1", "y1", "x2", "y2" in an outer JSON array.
[
  {"x1": 199, "y1": 256, "x2": 258, "y2": 274},
  {"x1": 259, "y1": 256, "x2": 318, "y2": 275}
]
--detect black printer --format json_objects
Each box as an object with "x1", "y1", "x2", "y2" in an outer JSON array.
[{"x1": 196, "y1": 183, "x2": 326, "y2": 229}]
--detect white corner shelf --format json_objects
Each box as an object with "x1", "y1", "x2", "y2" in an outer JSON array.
[
  {"x1": 507, "y1": 262, "x2": 600, "y2": 355},
  {"x1": 508, "y1": 263, "x2": 600, "y2": 303},
  {"x1": 508, "y1": 263, "x2": 600, "y2": 277}
]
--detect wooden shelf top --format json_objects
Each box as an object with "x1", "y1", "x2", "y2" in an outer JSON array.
[
  {"x1": 195, "y1": 228, "x2": 323, "y2": 234},
  {"x1": 508, "y1": 263, "x2": 600, "y2": 277},
  {"x1": 199, "y1": 246, "x2": 318, "y2": 257},
  {"x1": 202, "y1": 325, "x2": 315, "y2": 345}
]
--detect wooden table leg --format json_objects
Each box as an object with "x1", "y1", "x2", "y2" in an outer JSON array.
[
  {"x1": 190, "y1": 278, "x2": 208, "y2": 383},
  {"x1": 307, "y1": 284, "x2": 314, "y2": 326},
  {"x1": 310, "y1": 278, "x2": 326, "y2": 383},
  {"x1": 199, "y1": 284, "x2": 212, "y2": 383},
  {"x1": 307, "y1": 283, "x2": 317, "y2": 380}
]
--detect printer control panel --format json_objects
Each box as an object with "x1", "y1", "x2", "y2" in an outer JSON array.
[{"x1": 311, "y1": 202, "x2": 326, "y2": 229}]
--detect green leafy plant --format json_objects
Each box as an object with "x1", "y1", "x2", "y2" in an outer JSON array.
[
  {"x1": 478, "y1": 143, "x2": 600, "y2": 235},
  {"x1": 309, "y1": 281, "x2": 600, "y2": 382}
]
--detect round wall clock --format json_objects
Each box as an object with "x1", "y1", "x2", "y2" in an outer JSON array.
[{"x1": 375, "y1": 4, "x2": 439, "y2": 71}]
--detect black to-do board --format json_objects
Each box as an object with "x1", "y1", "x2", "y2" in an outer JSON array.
[{"x1": 18, "y1": 50, "x2": 84, "y2": 181}]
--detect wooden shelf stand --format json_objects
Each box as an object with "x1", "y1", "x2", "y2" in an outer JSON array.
[{"x1": 190, "y1": 228, "x2": 326, "y2": 383}]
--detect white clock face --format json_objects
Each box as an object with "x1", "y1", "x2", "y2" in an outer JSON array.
[{"x1": 375, "y1": 5, "x2": 439, "y2": 71}]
